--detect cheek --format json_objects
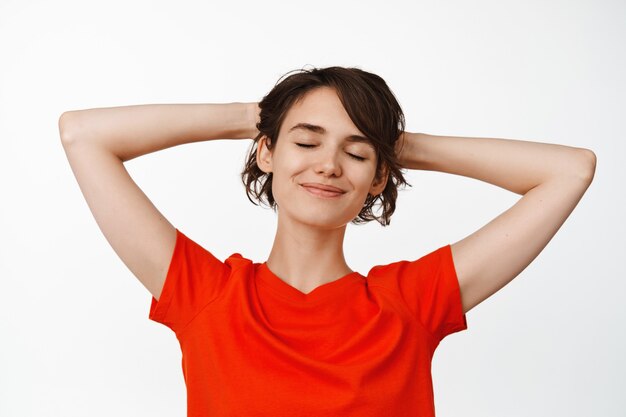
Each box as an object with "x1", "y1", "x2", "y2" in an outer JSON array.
[
  {"x1": 275, "y1": 156, "x2": 308, "y2": 183},
  {"x1": 355, "y1": 165, "x2": 379, "y2": 188},
  {"x1": 268, "y1": 164, "x2": 299, "y2": 203}
]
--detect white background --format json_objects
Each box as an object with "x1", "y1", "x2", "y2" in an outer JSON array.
[{"x1": 1, "y1": 0, "x2": 623, "y2": 416}]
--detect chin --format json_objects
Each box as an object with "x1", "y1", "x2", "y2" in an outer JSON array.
[
  {"x1": 274, "y1": 189, "x2": 363, "y2": 227},
  {"x1": 280, "y1": 205, "x2": 356, "y2": 230}
]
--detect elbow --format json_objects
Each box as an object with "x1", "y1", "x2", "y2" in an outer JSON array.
[
  {"x1": 577, "y1": 148, "x2": 597, "y2": 183},
  {"x1": 583, "y1": 149, "x2": 597, "y2": 182},
  {"x1": 58, "y1": 111, "x2": 80, "y2": 147}
]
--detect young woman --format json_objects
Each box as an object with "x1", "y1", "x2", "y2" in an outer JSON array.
[{"x1": 59, "y1": 66, "x2": 596, "y2": 416}]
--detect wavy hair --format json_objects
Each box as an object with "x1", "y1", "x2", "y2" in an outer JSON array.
[{"x1": 241, "y1": 65, "x2": 411, "y2": 226}]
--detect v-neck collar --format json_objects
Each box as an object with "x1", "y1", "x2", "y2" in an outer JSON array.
[{"x1": 256, "y1": 262, "x2": 363, "y2": 304}]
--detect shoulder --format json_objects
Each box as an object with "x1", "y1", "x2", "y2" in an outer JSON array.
[{"x1": 366, "y1": 244, "x2": 447, "y2": 277}]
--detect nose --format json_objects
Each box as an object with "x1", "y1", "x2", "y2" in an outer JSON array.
[{"x1": 314, "y1": 148, "x2": 342, "y2": 177}]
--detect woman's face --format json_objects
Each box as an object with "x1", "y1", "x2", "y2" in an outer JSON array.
[{"x1": 257, "y1": 86, "x2": 388, "y2": 230}]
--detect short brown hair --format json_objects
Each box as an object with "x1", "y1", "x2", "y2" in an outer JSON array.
[{"x1": 241, "y1": 65, "x2": 411, "y2": 226}]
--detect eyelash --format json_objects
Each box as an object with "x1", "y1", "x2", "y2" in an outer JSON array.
[{"x1": 295, "y1": 143, "x2": 367, "y2": 161}]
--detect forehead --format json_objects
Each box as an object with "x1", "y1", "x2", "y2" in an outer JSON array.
[{"x1": 280, "y1": 87, "x2": 366, "y2": 138}]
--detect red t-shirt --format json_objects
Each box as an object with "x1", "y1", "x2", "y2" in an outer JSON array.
[{"x1": 149, "y1": 228, "x2": 468, "y2": 417}]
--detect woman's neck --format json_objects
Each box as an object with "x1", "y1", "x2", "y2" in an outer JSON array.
[{"x1": 264, "y1": 216, "x2": 352, "y2": 294}]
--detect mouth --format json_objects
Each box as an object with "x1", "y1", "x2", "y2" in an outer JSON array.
[{"x1": 300, "y1": 184, "x2": 346, "y2": 199}]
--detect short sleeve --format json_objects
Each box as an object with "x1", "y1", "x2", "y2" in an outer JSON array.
[
  {"x1": 395, "y1": 244, "x2": 468, "y2": 343},
  {"x1": 148, "y1": 228, "x2": 231, "y2": 334}
]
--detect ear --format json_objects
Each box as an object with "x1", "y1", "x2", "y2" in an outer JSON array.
[
  {"x1": 256, "y1": 135, "x2": 274, "y2": 174},
  {"x1": 369, "y1": 163, "x2": 390, "y2": 196}
]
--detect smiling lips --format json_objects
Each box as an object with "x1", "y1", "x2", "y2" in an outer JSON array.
[{"x1": 300, "y1": 183, "x2": 346, "y2": 198}]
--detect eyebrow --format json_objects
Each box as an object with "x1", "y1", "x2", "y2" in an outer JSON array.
[{"x1": 288, "y1": 122, "x2": 373, "y2": 145}]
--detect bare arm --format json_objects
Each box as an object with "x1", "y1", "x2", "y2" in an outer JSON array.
[
  {"x1": 395, "y1": 132, "x2": 596, "y2": 313},
  {"x1": 59, "y1": 102, "x2": 259, "y2": 300}
]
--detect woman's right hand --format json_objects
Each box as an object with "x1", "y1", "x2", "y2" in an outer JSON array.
[{"x1": 245, "y1": 102, "x2": 261, "y2": 139}]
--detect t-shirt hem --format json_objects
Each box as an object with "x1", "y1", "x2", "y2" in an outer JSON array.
[
  {"x1": 148, "y1": 228, "x2": 183, "y2": 326},
  {"x1": 435, "y1": 244, "x2": 469, "y2": 341}
]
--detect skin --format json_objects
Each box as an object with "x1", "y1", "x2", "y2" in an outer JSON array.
[
  {"x1": 254, "y1": 87, "x2": 597, "y2": 310},
  {"x1": 395, "y1": 131, "x2": 595, "y2": 314},
  {"x1": 60, "y1": 91, "x2": 596, "y2": 312},
  {"x1": 255, "y1": 87, "x2": 389, "y2": 294}
]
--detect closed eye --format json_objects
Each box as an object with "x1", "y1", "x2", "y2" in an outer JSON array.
[{"x1": 295, "y1": 143, "x2": 366, "y2": 161}]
